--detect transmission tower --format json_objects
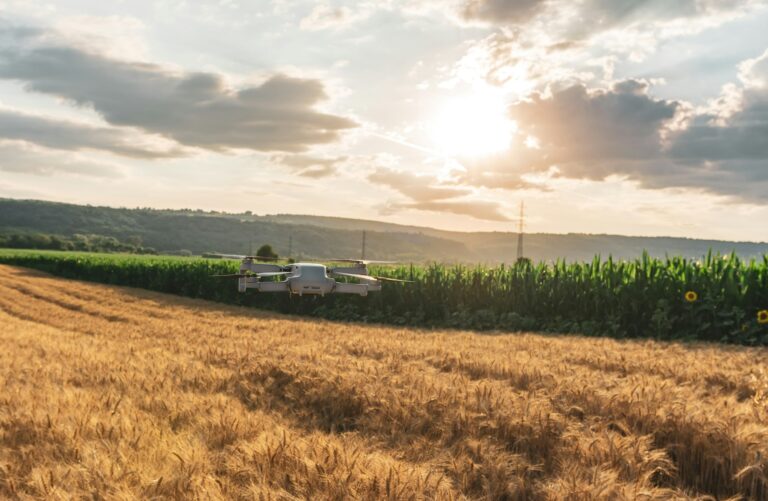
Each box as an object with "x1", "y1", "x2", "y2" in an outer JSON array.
[{"x1": 516, "y1": 201, "x2": 525, "y2": 262}]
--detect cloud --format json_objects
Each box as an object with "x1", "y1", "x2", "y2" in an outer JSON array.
[
  {"x1": 0, "y1": 108, "x2": 184, "y2": 158},
  {"x1": 461, "y1": 0, "x2": 544, "y2": 24},
  {"x1": 660, "y1": 49, "x2": 768, "y2": 201},
  {"x1": 299, "y1": 4, "x2": 371, "y2": 31},
  {"x1": 459, "y1": 79, "x2": 679, "y2": 188},
  {"x1": 51, "y1": 15, "x2": 149, "y2": 60},
  {"x1": 512, "y1": 80, "x2": 678, "y2": 169},
  {"x1": 458, "y1": 0, "x2": 759, "y2": 38},
  {"x1": 395, "y1": 200, "x2": 511, "y2": 221},
  {"x1": 369, "y1": 167, "x2": 471, "y2": 201},
  {"x1": 0, "y1": 140, "x2": 124, "y2": 178},
  {"x1": 0, "y1": 25, "x2": 358, "y2": 153},
  {"x1": 369, "y1": 166, "x2": 510, "y2": 221},
  {"x1": 457, "y1": 59, "x2": 768, "y2": 203},
  {"x1": 446, "y1": 1, "x2": 763, "y2": 96},
  {"x1": 667, "y1": 108, "x2": 768, "y2": 163},
  {"x1": 271, "y1": 154, "x2": 348, "y2": 178},
  {"x1": 740, "y1": 48, "x2": 768, "y2": 87}
]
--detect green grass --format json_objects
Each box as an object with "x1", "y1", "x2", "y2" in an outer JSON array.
[{"x1": 1, "y1": 249, "x2": 766, "y2": 344}]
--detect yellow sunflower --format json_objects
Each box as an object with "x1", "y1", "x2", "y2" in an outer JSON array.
[
  {"x1": 684, "y1": 291, "x2": 698, "y2": 303},
  {"x1": 758, "y1": 310, "x2": 768, "y2": 324}
]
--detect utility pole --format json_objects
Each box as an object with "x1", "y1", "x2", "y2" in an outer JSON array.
[
  {"x1": 516, "y1": 201, "x2": 525, "y2": 262},
  {"x1": 361, "y1": 230, "x2": 366, "y2": 260}
]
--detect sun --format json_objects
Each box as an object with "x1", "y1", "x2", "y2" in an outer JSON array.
[{"x1": 430, "y1": 90, "x2": 516, "y2": 157}]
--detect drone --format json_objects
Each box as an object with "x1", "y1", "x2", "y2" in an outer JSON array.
[{"x1": 212, "y1": 255, "x2": 410, "y2": 297}]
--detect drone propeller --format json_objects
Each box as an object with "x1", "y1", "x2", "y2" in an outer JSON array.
[
  {"x1": 333, "y1": 271, "x2": 413, "y2": 283},
  {"x1": 243, "y1": 256, "x2": 283, "y2": 262},
  {"x1": 207, "y1": 253, "x2": 247, "y2": 260},
  {"x1": 370, "y1": 276, "x2": 413, "y2": 283},
  {"x1": 205, "y1": 253, "x2": 283, "y2": 262},
  {"x1": 326, "y1": 258, "x2": 396, "y2": 265},
  {"x1": 212, "y1": 271, "x2": 290, "y2": 278}
]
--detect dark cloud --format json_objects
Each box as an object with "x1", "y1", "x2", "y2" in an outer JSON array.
[
  {"x1": 628, "y1": 158, "x2": 768, "y2": 203},
  {"x1": 459, "y1": 80, "x2": 679, "y2": 188},
  {"x1": 459, "y1": 66, "x2": 768, "y2": 202},
  {"x1": 668, "y1": 49, "x2": 768, "y2": 164},
  {"x1": 668, "y1": 110, "x2": 768, "y2": 162},
  {"x1": 0, "y1": 27, "x2": 357, "y2": 153},
  {"x1": 659, "y1": 51, "x2": 768, "y2": 201},
  {"x1": 459, "y1": 0, "x2": 754, "y2": 38},
  {"x1": 511, "y1": 81, "x2": 678, "y2": 169},
  {"x1": 461, "y1": 0, "x2": 544, "y2": 24},
  {"x1": 0, "y1": 108, "x2": 184, "y2": 158},
  {"x1": 271, "y1": 154, "x2": 348, "y2": 178}
]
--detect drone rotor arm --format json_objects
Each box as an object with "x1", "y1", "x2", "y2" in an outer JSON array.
[
  {"x1": 255, "y1": 271, "x2": 291, "y2": 278},
  {"x1": 333, "y1": 272, "x2": 412, "y2": 283}
]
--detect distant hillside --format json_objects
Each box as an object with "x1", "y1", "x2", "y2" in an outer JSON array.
[
  {"x1": 0, "y1": 199, "x2": 468, "y2": 261},
  {"x1": 259, "y1": 214, "x2": 768, "y2": 261},
  {"x1": 261, "y1": 214, "x2": 453, "y2": 238},
  {"x1": 1, "y1": 198, "x2": 766, "y2": 262}
]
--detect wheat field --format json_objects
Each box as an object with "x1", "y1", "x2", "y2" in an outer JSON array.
[{"x1": 0, "y1": 264, "x2": 766, "y2": 500}]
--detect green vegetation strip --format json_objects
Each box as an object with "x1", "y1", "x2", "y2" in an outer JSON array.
[{"x1": 1, "y1": 249, "x2": 767, "y2": 344}]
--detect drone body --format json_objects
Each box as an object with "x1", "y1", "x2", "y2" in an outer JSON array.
[{"x1": 212, "y1": 256, "x2": 408, "y2": 297}]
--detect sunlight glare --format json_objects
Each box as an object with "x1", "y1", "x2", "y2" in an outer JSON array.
[{"x1": 431, "y1": 91, "x2": 516, "y2": 157}]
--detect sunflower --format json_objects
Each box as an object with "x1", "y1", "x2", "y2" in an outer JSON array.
[
  {"x1": 684, "y1": 291, "x2": 698, "y2": 303},
  {"x1": 758, "y1": 310, "x2": 768, "y2": 324}
]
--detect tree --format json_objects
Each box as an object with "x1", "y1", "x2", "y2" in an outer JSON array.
[
  {"x1": 256, "y1": 244, "x2": 278, "y2": 259},
  {"x1": 515, "y1": 257, "x2": 532, "y2": 266}
]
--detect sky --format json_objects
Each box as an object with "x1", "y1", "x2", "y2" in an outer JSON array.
[{"x1": 0, "y1": 0, "x2": 767, "y2": 241}]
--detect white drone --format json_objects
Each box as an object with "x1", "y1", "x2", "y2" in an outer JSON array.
[{"x1": 212, "y1": 255, "x2": 410, "y2": 297}]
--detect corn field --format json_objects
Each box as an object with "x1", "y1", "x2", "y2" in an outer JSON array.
[{"x1": 0, "y1": 249, "x2": 766, "y2": 344}]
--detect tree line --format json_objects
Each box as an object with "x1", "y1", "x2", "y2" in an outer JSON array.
[{"x1": 0, "y1": 233, "x2": 158, "y2": 254}]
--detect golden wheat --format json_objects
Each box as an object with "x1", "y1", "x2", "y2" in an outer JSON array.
[{"x1": 0, "y1": 264, "x2": 766, "y2": 500}]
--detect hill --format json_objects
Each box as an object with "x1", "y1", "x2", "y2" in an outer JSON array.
[
  {"x1": 0, "y1": 199, "x2": 467, "y2": 261},
  {"x1": 1, "y1": 198, "x2": 766, "y2": 261}
]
